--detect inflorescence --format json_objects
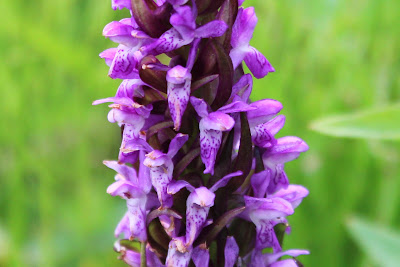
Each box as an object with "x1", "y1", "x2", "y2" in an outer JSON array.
[{"x1": 95, "y1": 0, "x2": 309, "y2": 266}]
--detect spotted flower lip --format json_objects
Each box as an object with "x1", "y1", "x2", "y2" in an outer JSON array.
[
  {"x1": 190, "y1": 96, "x2": 255, "y2": 174},
  {"x1": 98, "y1": 0, "x2": 309, "y2": 265},
  {"x1": 168, "y1": 171, "x2": 242, "y2": 249},
  {"x1": 144, "y1": 133, "x2": 188, "y2": 208}
]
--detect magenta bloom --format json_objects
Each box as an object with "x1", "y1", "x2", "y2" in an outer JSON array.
[{"x1": 95, "y1": 0, "x2": 309, "y2": 266}]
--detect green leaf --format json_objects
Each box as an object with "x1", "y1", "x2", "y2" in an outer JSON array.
[
  {"x1": 310, "y1": 104, "x2": 400, "y2": 140},
  {"x1": 346, "y1": 216, "x2": 400, "y2": 267}
]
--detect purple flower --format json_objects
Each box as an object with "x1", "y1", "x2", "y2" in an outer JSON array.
[
  {"x1": 244, "y1": 183, "x2": 309, "y2": 251},
  {"x1": 230, "y1": 7, "x2": 274, "y2": 78},
  {"x1": 241, "y1": 195, "x2": 294, "y2": 251},
  {"x1": 190, "y1": 96, "x2": 254, "y2": 174},
  {"x1": 101, "y1": 17, "x2": 153, "y2": 79},
  {"x1": 144, "y1": 133, "x2": 188, "y2": 208},
  {"x1": 144, "y1": 5, "x2": 227, "y2": 55},
  {"x1": 104, "y1": 160, "x2": 155, "y2": 242},
  {"x1": 262, "y1": 136, "x2": 309, "y2": 194},
  {"x1": 92, "y1": 95, "x2": 152, "y2": 130},
  {"x1": 168, "y1": 171, "x2": 242, "y2": 250}
]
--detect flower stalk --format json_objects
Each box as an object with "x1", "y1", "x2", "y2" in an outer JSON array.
[{"x1": 95, "y1": 0, "x2": 310, "y2": 266}]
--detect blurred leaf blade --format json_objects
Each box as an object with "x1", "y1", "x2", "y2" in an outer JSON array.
[
  {"x1": 310, "y1": 104, "x2": 400, "y2": 140},
  {"x1": 346, "y1": 216, "x2": 400, "y2": 267}
]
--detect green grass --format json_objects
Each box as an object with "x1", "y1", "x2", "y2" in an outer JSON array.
[{"x1": 0, "y1": 0, "x2": 399, "y2": 266}]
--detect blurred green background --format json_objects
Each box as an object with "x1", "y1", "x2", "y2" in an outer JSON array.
[{"x1": 1, "y1": 0, "x2": 399, "y2": 266}]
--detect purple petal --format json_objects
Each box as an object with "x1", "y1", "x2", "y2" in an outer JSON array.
[
  {"x1": 118, "y1": 125, "x2": 141, "y2": 164},
  {"x1": 123, "y1": 137, "x2": 154, "y2": 155},
  {"x1": 244, "y1": 46, "x2": 275, "y2": 79},
  {"x1": 251, "y1": 115, "x2": 285, "y2": 147},
  {"x1": 138, "y1": 150, "x2": 152, "y2": 194},
  {"x1": 243, "y1": 196, "x2": 294, "y2": 221},
  {"x1": 272, "y1": 185, "x2": 309, "y2": 209},
  {"x1": 229, "y1": 47, "x2": 246, "y2": 70},
  {"x1": 230, "y1": 73, "x2": 253, "y2": 102},
  {"x1": 210, "y1": 171, "x2": 243, "y2": 192},
  {"x1": 192, "y1": 246, "x2": 210, "y2": 267},
  {"x1": 247, "y1": 99, "x2": 283, "y2": 128},
  {"x1": 254, "y1": 220, "x2": 281, "y2": 251},
  {"x1": 106, "y1": 180, "x2": 144, "y2": 198},
  {"x1": 103, "y1": 160, "x2": 137, "y2": 182},
  {"x1": 190, "y1": 187, "x2": 215, "y2": 207},
  {"x1": 170, "y1": 6, "x2": 196, "y2": 40},
  {"x1": 114, "y1": 212, "x2": 130, "y2": 238},
  {"x1": 167, "y1": 0, "x2": 188, "y2": 5},
  {"x1": 156, "y1": 0, "x2": 167, "y2": 5},
  {"x1": 92, "y1": 97, "x2": 119, "y2": 106},
  {"x1": 144, "y1": 151, "x2": 174, "y2": 207},
  {"x1": 264, "y1": 136, "x2": 309, "y2": 164},
  {"x1": 251, "y1": 170, "x2": 270, "y2": 198},
  {"x1": 147, "y1": 28, "x2": 191, "y2": 55},
  {"x1": 99, "y1": 48, "x2": 117, "y2": 66},
  {"x1": 190, "y1": 96, "x2": 209, "y2": 118},
  {"x1": 168, "y1": 180, "x2": 194, "y2": 195},
  {"x1": 185, "y1": 201, "x2": 211, "y2": 246},
  {"x1": 231, "y1": 7, "x2": 257, "y2": 48},
  {"x1": 119, "y1": 250, "x2": 140, "y2": 266},
  {"x1": 224, "y1": 236, "x2": 239, "y2": 267},
  {"x1": 167, "y1": 65, "x2": 192, "y2": 84},
  {"x1": 108, "y1": 47, "x2": 140, "y2": 79},
  {"x1": 186, "y1": 38, "x2": 200, "y2": 71},
  {"x1": 103, "y1": 20, "x2": 137, "y2": 47},
  {"x1": 269, "y1": 259, "x2": 298, "y2": 267},
  {"x1": 264, "y1": 249, "x2": 310, "y2": 265},
  {"x1": 107, "y1": 109, "x2": 145, "y2": 128},
  {"x1": 195, "y1": 20, "x2": 228, "y2": 38},
  {"x1": 218, "y1": 101, "x2": 256, "y2": 114},
  {"x1": 126, "y1": 198, "x2": 147, "y2": 241},
  {"x1": 201, "y1": 112, "x2": 235, "y2": 131},
  {"x1": 265, "y1": 115, "x2": 286, "y2": 136},
  {"x1": 168, "y1": 133, "x2": 189, "y2": 158},
  {"x1": 116, "y1": 79, "x2": 145, "y2": 99},
  {"x1": 264, "y1": 164, "x2": 289, "y2": 194}
]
